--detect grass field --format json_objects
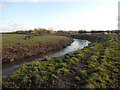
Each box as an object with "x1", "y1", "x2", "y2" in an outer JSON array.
[
  {"x1": 2, "y1": 34, "x2": 120, "y2": 88},
  {"x1": 2, "y1": 34, "x2": 69, "y2": 48},
  {"x1": 2, "y1": 34, "x2": 73, "y2": 63}
]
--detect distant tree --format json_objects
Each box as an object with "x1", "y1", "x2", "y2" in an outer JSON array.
[
  {"x1": 106, "y1": 30, "x2": 110, "y2": 34},
  {"x1": 78, "y1": 30, "x2": 86, "y2": 34}
]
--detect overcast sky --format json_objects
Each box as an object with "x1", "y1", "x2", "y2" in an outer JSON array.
[{"x1": 0, "y1": 0, "x2": 119, "y2": 32}]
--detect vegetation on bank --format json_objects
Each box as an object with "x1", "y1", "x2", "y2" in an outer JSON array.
[
  {"x1": 2, "y1": 34, "x2": 73, "y2": 63},
  {"x1": 2, "y1": 34, "x2": 71, "y2": 48},
  {"x1": 2, "y1": 34, "x2": 120, "y2": 88}
]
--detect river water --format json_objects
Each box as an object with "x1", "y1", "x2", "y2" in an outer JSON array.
[{"x1": 2, "y1": 39, "x2": 90, "y2": 76}]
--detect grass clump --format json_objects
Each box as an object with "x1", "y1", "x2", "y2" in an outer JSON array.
[{"x1": 75, "y1": 76, "x2": 80, "y2": 81}]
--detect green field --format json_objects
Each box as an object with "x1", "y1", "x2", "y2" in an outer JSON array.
[
  {"x1": 3, "y1": 34, "x2": 120, "y2": 88},
  {"x1": 2, "y1": 33, "x2": 73, "y2": 63},
  {"x1": 2, "y1": 34, "x2": 68, "y2": 48}
]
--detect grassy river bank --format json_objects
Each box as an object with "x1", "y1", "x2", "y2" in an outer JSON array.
[
  {"x1": 2, "y1": 34, "x2": 120, "y2": 88},
  {"x1": 2, "y1": 34, "x2": 73, "y2": 63}
]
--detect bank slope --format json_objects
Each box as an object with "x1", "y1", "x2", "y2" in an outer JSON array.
[
  {"x1": 2, "y1": 34, "x2": 120, "y2": 88},
  {"x1": 2, "y1": 34, "x2": 73, "y2": 63}
]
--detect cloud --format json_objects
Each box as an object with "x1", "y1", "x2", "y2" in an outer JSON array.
[
  {"x1": 0, "y1": 5, "x2": 117, "y2": 32},
  {"x1": 0, "y1": 22, "x2": 26, "y2": 32},
  {"x1": 48, "y1": 5, "x2": 118, "y2": 30},
  {"x1": 0, "y1": 3, "x2": 6, "y2": 8},
  {"x1": 0, "y1": 25, "x2": 13, "y2": 32},
  {"x1": 0, "y1": 16, "x2": 4, "y2": 20},
  {"x1": 0, "y1": 0, "x2": 118, "y2": 31},
  {"x1": 10, "y1": 22, "x2": 24, "y2": 29},
  {"x1": 31, "y1": 0, "x2": 39, "y2": 2},
  {"x1": 0, "y1": 22, "x2": 43, "y2": 33},
  {"x1": 58, "y1": 14, "x2": 64, "y2": 20}
]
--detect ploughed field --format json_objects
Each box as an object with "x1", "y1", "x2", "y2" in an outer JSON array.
[
  {"x1": 2, "y1": 34, "x2": 73, "y2": 63},
  {"x1": 2, "y1": 34, "x2": 120, "y2": 88}
]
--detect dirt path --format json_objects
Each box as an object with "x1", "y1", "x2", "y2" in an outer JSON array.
[
  {"x1": 52, "y1": 58, "x2": 88, "y2": 88},
  {"x1": 51, "y1": 50, "x2": 94, "y2": 88}
]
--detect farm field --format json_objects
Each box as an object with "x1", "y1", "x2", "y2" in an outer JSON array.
[
  {"x1": 2, "y1": 34, "x2": 73, "y2": 63},
  {"x1": 2, "y1": 34, "x2": 71, "y2": 48},
  {"x1": 2, "y1": 34, "x2": 120, "y2": 88}
]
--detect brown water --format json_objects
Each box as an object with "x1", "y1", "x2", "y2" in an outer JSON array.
[{"x1": 2, "y1": 39, "x2": 90, "y2": 76}]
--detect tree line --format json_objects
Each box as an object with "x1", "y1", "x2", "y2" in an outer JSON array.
[
  {"x1": 78, "y1": 30, "x2": 120, "y2": 34},
  {"x1": 2, "y1": 28, "x2": 120, "y2": 35},
  {"x1": 7, "y1": 28, "x2": 56, "y2": 35}
]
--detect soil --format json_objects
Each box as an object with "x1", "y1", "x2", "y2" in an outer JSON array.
[
  {"x1": 2, "y1": 38, "x2": 73, "y2": 63},
  {"x1": 48, "y1": 52, "x2": 93, "y2": 88}
]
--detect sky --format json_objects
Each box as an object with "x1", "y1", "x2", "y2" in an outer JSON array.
[{"x1": 0, "y1": 0, "x2": 119, "y2": 32}]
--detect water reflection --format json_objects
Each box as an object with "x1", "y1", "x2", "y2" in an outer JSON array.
[
  {"x1": 48, "y1": 39, "x2": 90, "y2": 57},
  {"x1": 2, "y1": 39, "x2": 90, "y2": 76}
]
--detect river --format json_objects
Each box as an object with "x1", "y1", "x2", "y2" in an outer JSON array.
[{"x1": 2, "y1": 39, "x2": 90, "y2": 76}]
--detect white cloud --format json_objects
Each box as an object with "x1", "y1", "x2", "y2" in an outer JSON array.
[
  {"x1": 0, "y1": 22, "x2": 28, "y2": 32},
  {"x1": 0, "y1": 25, "x2": 13, "y2": 32},
  {"x1": 0, "y1": 3, "x2": 6, "y2": 8},
  {"x1": 0, "y1": 22, "x2": 44, "y2": 32},
  {"x1": 0, "y1": 16, "x2": 4, "y2": 20},
  {"x1": 0, "y1": 5, "x2": 118, "y2": 32},
  {"x1": 47, "y1": 5, "x2": 118, "y2": 30},
  {"x1": 31, "y1": 0, "x2": 39, "y2": 2},
  {"x1": 0, "y1": 0, "x2": 118, "y2": 32},
  {"x1": 58, "y1": 14, "x2": 64, "y2": 20}
]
